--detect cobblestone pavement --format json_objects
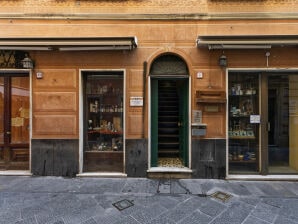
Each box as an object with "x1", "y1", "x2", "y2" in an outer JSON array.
[{"x1": 0, "y1": 176, "x2": 298, "y2": 224}]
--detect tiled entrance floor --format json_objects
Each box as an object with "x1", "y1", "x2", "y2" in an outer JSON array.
[{"x1": 158, "y1": 157, "x2": 184, "y2": 168}]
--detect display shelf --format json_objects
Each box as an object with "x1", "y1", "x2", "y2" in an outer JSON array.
[{"x1": 228, "y1": 73, "x2": 259, "y2": 173}]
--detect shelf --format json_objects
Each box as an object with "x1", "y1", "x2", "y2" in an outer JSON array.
[
  {"x1": 229, "y1": 136, "x2": 255, "y2": 140},
  {"x1": 85, "y1": 150, "x2": 123, "y2": 154},
  {"x1": 229, "y1": 94, "x2": 257, "y2": 97},
  {"x1": 88, "y1": 130, "x2": 123, "y2": 135},
  {"x1": 229, "y1": 160, "x2": 256, "y2": 163}
]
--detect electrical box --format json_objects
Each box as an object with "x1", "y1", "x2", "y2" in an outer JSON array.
[{"x1": 191, "y1": 123, "x2": 207, "y2": 136}]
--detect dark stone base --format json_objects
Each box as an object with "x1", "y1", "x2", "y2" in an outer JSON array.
[
  {"x1": 125, "y1": 139, "x2": 148, "y2": 177},
  {"x1": 191, "y1": 139, "x2": 226, "y2": 179},
  {"x1": 31, "y1": 139, "x2": 79, "y2": 177}
]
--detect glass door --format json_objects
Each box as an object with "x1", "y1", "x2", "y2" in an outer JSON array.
[
  {"x1": 268, "y1": 73, "x2": 298, "y2": 174},
  {"x1": 0, "y1": 74, "x2": 30, "y2": 170},
  {"x1": 228, "y1": 72, "x2": 260, "y2": 174},
  {"x1": 83, "y1": 72, "x2": 124, "y2": 172}
]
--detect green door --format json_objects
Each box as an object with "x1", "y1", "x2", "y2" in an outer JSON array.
[
  {"x1": 151, "y1": 78, "x2": 189, "y2": 167},
  {"x1": 151, "y1": 78, "x2": 158, "y2": 167},
  {"x1": 178, "y1": 79, "x2": 189, "y2": 166}
]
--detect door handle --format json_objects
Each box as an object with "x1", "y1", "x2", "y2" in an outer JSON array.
[
  {"x1": 6, "y1": 131, "x2": 11, "y2": 135},
  {"x1": 267, "y1": 122, "x2": 270, "y2": 132},
  {"x1": 178, "y1": 122, "x2": 182, "y2": 127}
]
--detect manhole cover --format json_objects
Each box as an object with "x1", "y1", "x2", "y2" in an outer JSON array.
[
  {"x1": 112, "y1": 199, "x2": 134, "y2": 211},
  {"x1": 211, "y1": 191, "x2": 232, "y2": 202}
]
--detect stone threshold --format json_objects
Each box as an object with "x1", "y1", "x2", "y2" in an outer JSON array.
[
  {"x1": 147, "y1": 167, "x2": 192, "y2": 173},
  {"x1": 0, "y1": 170, "x2": 32, "y2": 176},
  {"x1": 227, "y1": 174, "x2": 298, "y2": 181},
  {"x1": 77, "y1": 172, "x2": 127, "y2": 178}
]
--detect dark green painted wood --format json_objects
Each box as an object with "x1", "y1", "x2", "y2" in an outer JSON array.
[
  {"x1": 178, "y1": 79, "x2": 189, "y2": 166},
  {"x1": 151, "y1": 79, "x2": 158, "y2": 167}
]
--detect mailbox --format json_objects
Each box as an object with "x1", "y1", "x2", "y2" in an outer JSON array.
[{"x1": 191, "y1": 123, "x2": 207, "y2": 136}]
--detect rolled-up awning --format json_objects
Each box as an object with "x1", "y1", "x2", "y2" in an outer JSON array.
[
  {"x1": 0, "y1": 36, "x2": 138, "y2": 51},
  {"x1": 196, "y1": 35, "x2": 298, "y2": 49}
]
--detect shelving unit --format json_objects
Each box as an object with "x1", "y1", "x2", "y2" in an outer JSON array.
[{"x1": 228, "y1": 73, "x2": 259, "y2": 173}]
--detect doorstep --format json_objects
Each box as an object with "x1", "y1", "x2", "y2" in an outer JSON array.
[
  {"x1": 147, "y1": 167, "x2": 192, "y2": 179},
  {"x1": 77, "y1": 172, "x2": 127, "y2": 178},
  {"x1": 0, "y1": 170, "x2": 32, "y2": 176},
  {"x1": 227, "y1": 174, "x2": 298, "y2": 181}
]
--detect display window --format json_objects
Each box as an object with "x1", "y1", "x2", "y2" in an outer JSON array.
[
  {"x1": 228, "y1": 72, "x2": 260, "y2": 174},
  {"x1": 83, "y1": 72, "x2": 124, "y2": 172},
  {"x1": 228, "y1": 71, "x2": 298, "y2": 175}
]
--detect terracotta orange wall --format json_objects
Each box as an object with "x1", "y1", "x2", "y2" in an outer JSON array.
[{"x1": 3, "y1": 19, "x2": 297, "y2": 139}]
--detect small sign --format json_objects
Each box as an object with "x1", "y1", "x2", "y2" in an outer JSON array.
[
  {"x1": 192, "y1": 110, "x2": 202, "y2": 123},
  {"x1": 250, "y1": 115, "x2": 260, "y2": 124},
  {"x1": 130, "y1": 97, "x2": 143, "y2": 107}
]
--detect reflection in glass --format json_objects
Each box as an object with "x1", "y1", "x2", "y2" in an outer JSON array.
[
  {"x1": 268, "y1": 74, "x2": 298, "y2": 174},
  {"x1": 11, "y1": 77, "x2": 30, "y2": 144}
]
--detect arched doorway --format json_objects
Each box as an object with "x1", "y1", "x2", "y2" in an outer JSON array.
[{"x1": 149, "y1": 54, "x2": 190, "y2": 168}]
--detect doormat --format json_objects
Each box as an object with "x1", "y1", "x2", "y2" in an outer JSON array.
[
  {"x1": 112, "y1": 199, "x2": 134, "y2": 211},
  {"x1": 210, "y1": 191, "x2": 232, "y2": 202}
]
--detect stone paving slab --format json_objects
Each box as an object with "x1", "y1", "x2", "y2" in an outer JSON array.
[{"x1": 0, "y1": 176, "x2": 297, "y2": 224}]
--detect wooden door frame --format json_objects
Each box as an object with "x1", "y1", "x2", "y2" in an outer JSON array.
[
  {"x1": 0, "y1": 69, "x2": 32, "y2": 173},
  {"x1": 78, "y1": 69, "x2": 126, "y2": 176},
  {"x1": 226, "y1": 68, "x2": 298, "y2": 179}
]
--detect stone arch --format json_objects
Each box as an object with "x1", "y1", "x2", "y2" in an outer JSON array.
[{"x1": 149, "y1": 53, "x2": 189, "y2": 76}]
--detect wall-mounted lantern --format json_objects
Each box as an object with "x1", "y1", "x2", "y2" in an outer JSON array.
[
  {"x1": 21, "y1": 54, "x2": 34, "y2": 69},
  {"x1": 219, "y1": 54, "x2": 227, "y2": 68}
]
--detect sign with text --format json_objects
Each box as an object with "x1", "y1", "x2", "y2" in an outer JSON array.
[{"x1": 130, "y1": 97, "x2": 143, "y2": 106}]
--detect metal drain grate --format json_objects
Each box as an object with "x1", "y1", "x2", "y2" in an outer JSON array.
[
  {"x1": 112, "y1": 199, "x2": 134, "y2": 211},
  {"x1": 211, "y1": 191, "x2": 232, "y2": 202}
]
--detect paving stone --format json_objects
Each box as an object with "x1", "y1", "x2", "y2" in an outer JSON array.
[
  {"x1": 170, "y1": 180, "x2": 189, "y2": 194},
  {"x1": 77, "y1": 178, "x2": 125, "y2": 194},
  {"x1": 210, "y1": 201, "x2": 254, "y2": 224},
  {"x1": 280, "y1": 182, "x2": 298, "y2": 196},
  {"x1": 225, "y1": 182, "x2": 252, "y2": 196},
  {"x1": 0, "y1": 177, "x2": 298, "y2": 224},
  {"x1": 147, "y1": 216, "x2": 177, "y2": 224},
  {"x1": 239, "y1": 197, "x2": 260, "y2": 206},
  {"x1": 0, "y1": 207, "x2": 22, "y2": 224},
  {"x1": 164, "y1": 198, "x2": 201, "y2": 222},
  {"x1": 35, "y1": 212, "x2": 58, "y2": 224},
  {"x1": 158, "y1": 182, "x2": 171, "y2": 194},
  {"x1": 262, "y1": 197, "x2": 285, "y2": 208},
  {"x1": 279, "y1": 198, "x2": 298, "y2": 221},
  {"x1": 152, "y1": 195, "x2": 180, "y2": 209},
  {"x1": 269, "y1": 182, "x2": 298, "y2": 197},
  {"x1": 82, "y1": 218, "x2": 98, "y2": 224},
  {"x1": 274, "y1": 215, "x2": 298, "y2": 224},
  {"x1": 113, "y1": 215, "x2": 140, "y2": 224},
  {"x1": 251, "y1": 202, "x2": 280, "y2": 223},
  {"x1": 14, "y1": 217, "x2": 38, "y2": 224},
  {"x1": 93, "y1": 208, "x2": 123, "y2": 224},
  {"x1": 199, "y1": 198, "x2": 227, "y2": 217},
  {"x1": 253, "y1": 182, "x2": 282, "y2": 196},
  {"x1": 242, "y1": 215, "x2": 271, "y2": 224},
  {"x1": 122, "y1": 178, "x2": 158, "y2": 194},
  {"x1": 178, "y1": 210, "x2": 212, "y2": 224},
  {"x1": 130, "y1": 203, "x2": 167, "y2": 223},
  {"x1": 178, "y1": 179, "x2": 204, "y2": 195}
]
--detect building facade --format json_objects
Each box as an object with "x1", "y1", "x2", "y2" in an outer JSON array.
[{"x1": 0, "y1": 0, "x2": 298, "y2": 179}]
